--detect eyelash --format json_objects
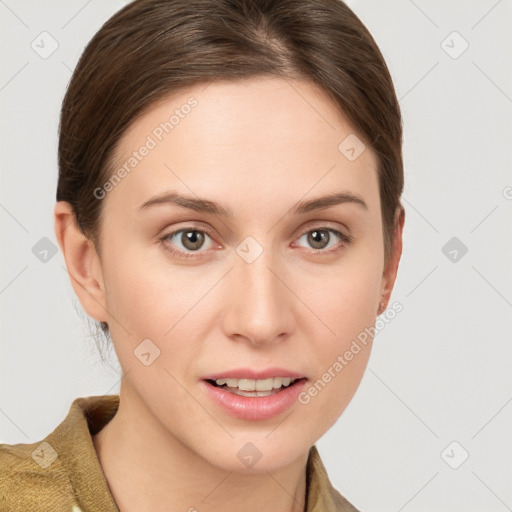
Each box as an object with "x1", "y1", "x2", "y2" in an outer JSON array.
[{"x1": 159, "y1": 225, "x2": 353, "y2": 260}]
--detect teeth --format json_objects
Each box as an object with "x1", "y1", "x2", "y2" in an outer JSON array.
[
  {"x1": 214, "y1": 377, "x2": 295, "y2": 391},
  {"x1": 231, "y1": 388, "x2": 281, "y2": 397}
]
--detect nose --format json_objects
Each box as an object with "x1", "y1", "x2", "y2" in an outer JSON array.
[{"x1": 221, "y1": 246, "x2": 295, "y2": 347}]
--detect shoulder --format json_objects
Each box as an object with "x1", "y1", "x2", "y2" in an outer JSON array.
[
  {"x1": 0, "y1": 395, "x2": 119, "y2": 512},
  {"x1": 0, "y1": 438, "x2": 78, "y2": 511},
  {"x1": 307, "y1": 445, "x2": 360, "y2": 512}
]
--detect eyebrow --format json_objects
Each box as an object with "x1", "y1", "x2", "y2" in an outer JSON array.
[{"x1": 138, "y1": 190, "x2": 368, "y2": 217}]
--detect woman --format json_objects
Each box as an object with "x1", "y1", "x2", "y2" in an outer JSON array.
[{"x1": 0, "y1": 0, "x2": 404, "y2": 510}]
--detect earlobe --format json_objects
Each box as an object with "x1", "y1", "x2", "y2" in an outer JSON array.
[
  {"x1": 378, "y1": 206, "x2": 405, "y2": 314},
  {"x1": 54, "y1": 201, "x2": 108, "y2": 324}
]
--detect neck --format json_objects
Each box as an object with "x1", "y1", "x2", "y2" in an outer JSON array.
[{"x1": 92, "y1": 381, "x2": 309, "y2": 512}]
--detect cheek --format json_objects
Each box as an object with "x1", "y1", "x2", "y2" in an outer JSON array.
[
  {"x1": 104, "y1": 260, "x2": 165, "y2": 334},
  {"x1": 102, "y1": 242, "x2": 198, "y2": 334},
  {"x1": 305, "y1": 247, "x2": 382, "y2": 338},
  {"x1": 299, "y1": 345, "x2": 371, "y2": 443},
  {"x1": 311, "y1": 268, "x2": 378, "y2": 372},
  {"x1": 101, "y1": 244, "x2": 221, "y2": 377},
  {"x1": 297, "y1": 253, "x2": 381, "y2": 429}
]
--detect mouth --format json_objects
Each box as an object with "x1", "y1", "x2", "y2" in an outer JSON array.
[
  {"x1": 201, "y1": 368, "x2": 308, "y2": 420},
  {"x1": 205, "y1": 377, "x2": 306, "y2": 397}
]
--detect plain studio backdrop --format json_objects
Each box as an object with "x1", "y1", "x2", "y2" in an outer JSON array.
[{"x1": 1, "y1": 1, "x2": 511, "y2": 511}]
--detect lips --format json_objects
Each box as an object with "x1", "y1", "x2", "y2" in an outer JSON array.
[
  {"x1": 201, "y1": 378, "x2": 307, "y2": 421},
  {"x1": 202, "y1": 367, "x2": 306, "y2": 381}
]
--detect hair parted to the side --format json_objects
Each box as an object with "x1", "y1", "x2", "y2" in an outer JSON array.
[{"x1": 57, "y1": 0, "x2": 404, "y2": 350}]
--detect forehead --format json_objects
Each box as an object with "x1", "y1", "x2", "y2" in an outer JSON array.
[{"x1": 105, "y1": 76, "x2": 379, "y2": 216}]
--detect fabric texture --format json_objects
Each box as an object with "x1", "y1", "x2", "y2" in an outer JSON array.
[{"x1": 0, "y1": 395, "x2": 359, "y2": 511}]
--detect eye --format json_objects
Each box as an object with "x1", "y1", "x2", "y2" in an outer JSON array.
[
  {"x1": 294, "y1": 227, "x2": 353, "y2": 254},
  {"x1": 159, "y1": 225, "x2": 353, "y2": 260},
  {"x1": 160, "y1": 227, "x2": 217, "y2": 258}
]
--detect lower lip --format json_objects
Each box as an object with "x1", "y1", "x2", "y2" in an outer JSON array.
[{"x1": 201, "y1": 379, "x2": 307, "y2": 421}]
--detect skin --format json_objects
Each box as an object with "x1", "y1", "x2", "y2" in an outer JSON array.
[{"x1": 54, "y1": 76, "x2": 404, "y2": 512}]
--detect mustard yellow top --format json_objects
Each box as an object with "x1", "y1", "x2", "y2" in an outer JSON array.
[{"x1": 0, "y1": 395, "x2": 359, "y2": 511}]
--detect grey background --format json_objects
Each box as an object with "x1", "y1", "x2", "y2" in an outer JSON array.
[{"x1": 1, "y1": 1, "x2": 511, "y2": 510}]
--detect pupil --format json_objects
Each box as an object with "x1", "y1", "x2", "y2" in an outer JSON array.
[
  {"x1": 182, "y1": 230, "x2": 204, "y2": 250},
  {"x1": 308, "y1": 230, "x2": 328, "y2": 249}
]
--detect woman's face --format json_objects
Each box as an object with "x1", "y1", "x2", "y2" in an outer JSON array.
[{"x1": 92, "y1": 76, "x2": 399, "y2": 472}]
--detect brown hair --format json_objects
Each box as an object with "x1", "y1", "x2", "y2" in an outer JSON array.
[{"x1": 57, "y1": 0, "x2": 403, "y2": 344}]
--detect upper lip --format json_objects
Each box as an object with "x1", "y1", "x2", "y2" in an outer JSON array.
[{"x1": 202, "y1": 367, "x2": 306, "y2": 381}]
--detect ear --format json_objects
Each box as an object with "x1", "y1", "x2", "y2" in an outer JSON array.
[
  {"x1": 54, "y1": 201, "x2": 108, "y2": 324},
  {"x1": 378, "y1": 206, "x2": 405, "y2": 314}
]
